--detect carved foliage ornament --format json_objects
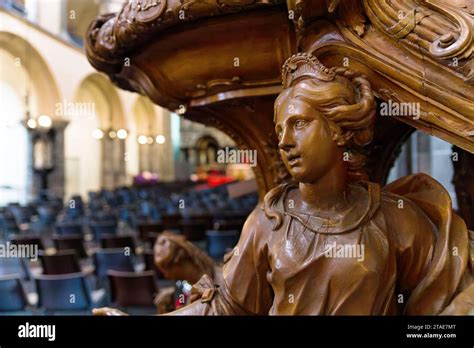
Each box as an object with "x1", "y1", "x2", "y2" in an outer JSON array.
[
  {"x1": 361, "y1": 0, "x2": 473, "y2": 81},
  {"x1": 287, "y1": 0, "x2": 473, "y2": 81}
]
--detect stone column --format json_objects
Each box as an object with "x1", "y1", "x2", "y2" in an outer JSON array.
[
  {"x1": 161, "y1": 109, "x2": 174, "y2": 181},
  {"x1": 117, "y1": 138, "x2": 126, "y2": 186},
  {"x1": 25, "y1": 119, "x2": 69, "y2": 201},
  {"x1": 138, "y1": 142, "x2": 146, "y2": 173},
  {"x1": 101, "y1": 134, "x2": 114, "y2": 190},
  {"x1": 47, "y1": 119, "x2": 68, "y2": 199},
  {"x1": 151, "y1": 142, "x2": 159, "y2": 175}
]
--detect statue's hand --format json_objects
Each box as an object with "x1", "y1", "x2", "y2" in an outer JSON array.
[{"x1": 92, "y1": 307, "x2": 129, "y2": 316}]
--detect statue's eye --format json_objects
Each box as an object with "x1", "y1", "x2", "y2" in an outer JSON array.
[{"x1": 295, "y1": 120, "x2": 308, "y2": 129}]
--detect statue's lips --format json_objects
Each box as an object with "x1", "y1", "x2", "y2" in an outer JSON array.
[{"x1": 287, "y1": 154, "x2": 301, "y2": 166}]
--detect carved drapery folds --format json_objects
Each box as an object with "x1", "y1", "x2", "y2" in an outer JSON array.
[{"x1": 86, "y1": 0, "x2": 474, "y2": 197}]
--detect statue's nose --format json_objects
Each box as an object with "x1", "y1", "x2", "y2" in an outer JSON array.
[{"x1": 278, "y1": 129, "x2": 295, "y2": 151}]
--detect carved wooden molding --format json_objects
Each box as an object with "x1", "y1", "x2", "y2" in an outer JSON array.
[{"x1": 86, "y1": 0, "x2": 284, "y2": 72}]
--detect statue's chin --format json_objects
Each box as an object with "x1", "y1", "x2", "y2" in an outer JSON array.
[
  {"x1": 288, "y1": 174, "x2": 305, "y2": 183},
  {"x1": 287, "y1": 169, "x2": 312, "y2": 184},
  {"x1": 287, "y1": 165, "x2": 328, "y2": 184}
]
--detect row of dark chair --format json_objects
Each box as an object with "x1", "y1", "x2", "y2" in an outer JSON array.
[
  {"x1": 0, "y1": 270, "x2": 159, "y2": 314},
  {"x1": 2, "y1": 179, "x2": 257, "y2": 224},
  {"x1": 51, "y1": 211, "x2": 247, "y2": 243},
  {"x1": 0, "y1": 248, "x2": 160, "y2": 280},
  {"x1": 0, "y1": 182, "x2": 255, "y2": 316},
  {"x1": 6, "y1": 233, "x2": 136, "y2": 257},
  {"x1": 8, "y1": 223, "x2": 240, "y2": 263},
  {"x1": 0, "y1": 241, "x2": 163, "y2": 315}
]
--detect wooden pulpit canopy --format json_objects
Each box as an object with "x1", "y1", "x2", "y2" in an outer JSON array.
[{"x1": 86, "y1": 0, "x2": 474, "y2": 198}]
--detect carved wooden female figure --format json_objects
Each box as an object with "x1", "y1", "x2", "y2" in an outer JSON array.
[{"x1": 95, "y1": 53, "x2": 474, "y2": 316}]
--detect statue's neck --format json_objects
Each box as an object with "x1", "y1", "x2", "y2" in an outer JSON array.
[{"x1": 298, "y1": 159, "x2": 349, "y2": 214}]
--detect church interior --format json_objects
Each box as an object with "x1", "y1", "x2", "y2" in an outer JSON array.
[{"x1": 0, "y1": 0, "x2": 473, "y2": 320}]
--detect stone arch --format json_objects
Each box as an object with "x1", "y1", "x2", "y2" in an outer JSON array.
[
  {"x1": 0, "y1": 32, "x2": 63, "y2": 202},
  {"x1": 71, "y1": 73, "x2": 127, "y2": 191},
  {"x1": 75, "y1": 73, "x2": 126, "y2": 129},
  {"x1": 0, "y1": 31, "x2": 61, "y2": 119},
  {"x1": 133, "y1": 96, "x2": 157, "y2": 135}
]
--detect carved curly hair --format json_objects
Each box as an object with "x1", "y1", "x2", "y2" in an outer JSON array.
[{"x1": 155, "y1": 231, "x2": 215, "y2": 279}]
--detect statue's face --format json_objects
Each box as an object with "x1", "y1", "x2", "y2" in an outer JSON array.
[
  {"x1": 154, "y1": 233, "x2": 176, "y2": 267},
  {"x1": 275, "y1": 97, "x2": 341, "y2": 183}
]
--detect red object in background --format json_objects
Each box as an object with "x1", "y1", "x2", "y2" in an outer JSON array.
[
  {"x1": 174, "y1": 291, "x2": 189, "y2": 309},
  {"x1": 175, "y1": 297, "x2": 185, "y2": 309},
  {"x1": 207, "y1": 174, "x2": 233, "y2": 187}
]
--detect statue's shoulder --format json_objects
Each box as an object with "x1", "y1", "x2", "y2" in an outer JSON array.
[
  {"x1": 379, "y1": 189, "x2": 433, "y2": 230},
  {"x1": 381, "y1": 173, "x2": 453, "y2": 215},
  {"x1": 380, "y1": 174, "x2": 445, "y2": 240},
  {"x1": 260, "y1": 182, "x2": 297, "y2": 231},
  {"x1": 262, "y1": 181, "x2": 297, "y2": 210}
]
